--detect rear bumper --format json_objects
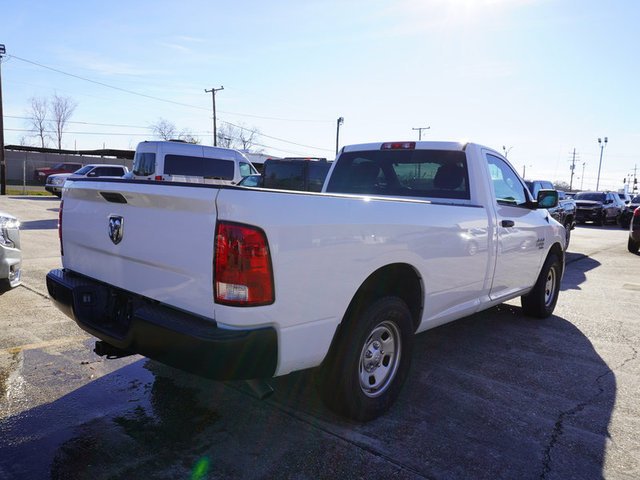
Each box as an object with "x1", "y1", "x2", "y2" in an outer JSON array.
[{"x1": 46, "y1": 269, "x2": 277, "y2": 380}]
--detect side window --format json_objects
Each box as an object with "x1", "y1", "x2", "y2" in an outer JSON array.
[
  {"x1": 133, "y1": 152, "x2": 156, "y2": 176},
  {"x1": 239, "y1": 162, "x2": 253, "y2": 178},
  {"x1": 164, "y1": 155, "x2": 234, "y2": 180},
  {"x1": 486, "y1": 154, "x2": 529, "y2": 207}
]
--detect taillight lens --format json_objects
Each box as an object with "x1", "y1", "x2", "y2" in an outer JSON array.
[
  {"x1": 215, "y1": 222, "x2": 274, "y2": 306},
  {"x1": 58, "y1": 200, "x2": 64, "y2": 256},
  {"x1": 634, "y1": 207, "x2": 640, "y2": 216}
]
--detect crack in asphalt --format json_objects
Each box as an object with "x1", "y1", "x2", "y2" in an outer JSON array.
[{"x1": 540, "y1": 336, "x2": 638, "y2": 479}]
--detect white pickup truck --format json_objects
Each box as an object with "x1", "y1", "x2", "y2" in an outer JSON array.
[{"x1": 47, "y1": 141, "x2": 565, "y2": 420}]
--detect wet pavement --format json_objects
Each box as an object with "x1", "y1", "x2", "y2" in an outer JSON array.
[{"x1": 1, "y1": 196, "x2": 639, "y2": 479}]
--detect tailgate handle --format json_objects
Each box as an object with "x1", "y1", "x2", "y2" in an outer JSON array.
[{"x1": 100, "y1": 192, "x2": 127, "y2": 204}]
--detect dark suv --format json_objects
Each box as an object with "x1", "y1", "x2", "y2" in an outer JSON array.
[
  {"x1": 246, "y1": 157, "x2": 332, "y2": 192},
  {"x1": 574, "y1": 191, "x2": 623, "y2": 226},
  {"x1": 620, "y1": 195, "x2": 640, "y2": 228}
]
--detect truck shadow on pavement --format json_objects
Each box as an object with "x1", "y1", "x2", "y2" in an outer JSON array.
[
  {"x1": 561, "y1": 253, "x2": 601, "y2": 291},
  {"x1": 0, "y1": 306, "x2": 614, "y2": 480}
]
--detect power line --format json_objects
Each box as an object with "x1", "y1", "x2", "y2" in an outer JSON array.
[
  {"x1": 7, "y1": 54, "x2": 335, "y2": 153},
  {"x1": 8, "y1": 55, "x2": 333, "y2": 124},
  {"x1": 5, "y1": 114, "x2": 150, "y2": 129}
]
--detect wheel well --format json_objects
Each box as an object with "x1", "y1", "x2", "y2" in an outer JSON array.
[
  {"x1": 549, "y1": 242, "x2": 565, "y2": 276},
  {"x1": 342, "y1": 263, "x2": 423, "y2": 332}
]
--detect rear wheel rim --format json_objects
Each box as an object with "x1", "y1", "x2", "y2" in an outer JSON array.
[{"x1": 358, "y1": 321, "x2": 401, "y2": 398}]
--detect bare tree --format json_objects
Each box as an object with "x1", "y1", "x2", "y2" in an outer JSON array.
[
  {"x1": 150, "y1": 118, "x2": 200, "y2": 143},
  {"x1": 27, "y1": 97, "x2": 49, "y2": 148},
  {"x1": 151, "y1": 118, "x2": 177, "y2": 140},
  {"x1": 178, "y1": 129, "x2": 200, "y2": 144},
  {"x1": 51, "y1": 94, "x2": 77, "y2": 149},
  {"x1": 216, "y1": 122, "x2": 262, "y2": 152}
]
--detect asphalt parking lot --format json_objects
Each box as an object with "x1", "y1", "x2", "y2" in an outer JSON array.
[{"x1": 1, "y1": 195, "x2": 639, "y2": 479}]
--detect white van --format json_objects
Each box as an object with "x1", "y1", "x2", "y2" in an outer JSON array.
[{"x1": 126, "y1": 141, "x2": 258, "y2": 185}]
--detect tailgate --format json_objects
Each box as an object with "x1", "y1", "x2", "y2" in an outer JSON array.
[{"x1": 61, "y1": 180, "x2": 219, "y2": 318}]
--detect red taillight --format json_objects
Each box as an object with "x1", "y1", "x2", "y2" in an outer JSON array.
[
  {"x1": 381, "y1": 142, "x2": 416, "y2": 150},
  {"x1": 634, "y1": 207, "x2": 640, "y2": 216},
  {"x1": 58, "y1": 200, "x2": 64, "y2": 256},
  {"x1": 154, "y1": 175, "x2": 163, "y2": 181},
  {"x1": 215, "y1": 222, "x2": 274, "y2": 306}
]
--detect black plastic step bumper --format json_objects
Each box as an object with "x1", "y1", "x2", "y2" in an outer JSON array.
[{"x1": 46, "y1": 269, "x2": 277, "y2": 380}]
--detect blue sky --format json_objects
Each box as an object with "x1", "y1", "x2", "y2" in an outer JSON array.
[{"x1": 1, "y1": 0, "x2": 638, "y2": 190}]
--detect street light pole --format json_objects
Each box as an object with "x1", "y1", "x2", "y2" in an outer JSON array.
[
  {"x1": 336, "y1": 117, "x2": 344, "y2": 155},
  {"x1": 595, "y1": 136, "x2": 608, "y2": 191},
  {"x1": 502, "y1": 145, "x2": 513, "y2": 158},
  {"x1": 0, "y1": 44, "x2": 6, "y2": 195},
  {"x1": 205, "y1": 86, "x2": 224, "y2": 147}
]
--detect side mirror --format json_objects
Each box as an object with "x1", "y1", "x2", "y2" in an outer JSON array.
[{"x1": 537, "y1": 189, "x2": 558, "y2": 209}]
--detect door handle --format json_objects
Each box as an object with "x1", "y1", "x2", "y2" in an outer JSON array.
[{"x1": 501, "y1": 220, "x2": 515, "y2": 228}]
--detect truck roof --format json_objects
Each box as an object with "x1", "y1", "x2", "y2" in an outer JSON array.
[{"x1": 342, "y1": 141, "x2": 468, "y2": 153}]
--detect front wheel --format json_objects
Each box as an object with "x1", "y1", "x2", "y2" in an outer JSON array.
[
  {"x1": 521, "y1": 253, "x2": 561, "y2": 318},
  {"x1": 316, "y1": 297, "x2": 414, "y2": 421},
  {"x1": 563, "y1": 220, "x2": 572, "y2": 249}
]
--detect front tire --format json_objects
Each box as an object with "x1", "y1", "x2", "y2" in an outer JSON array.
[
  {"x1": 563, "y1": 220, "x2": 572, "y2": 249},
  {"x1": 521, "y1": 253, "x2": 561, "y2": 318},
  {"x1": 316, "y1": 296, "x2": 414, "y2": 421}
]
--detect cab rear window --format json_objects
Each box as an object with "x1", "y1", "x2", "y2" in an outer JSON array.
[{"x1": 326, "y1": 150, "x2": 469, "y2": 199}]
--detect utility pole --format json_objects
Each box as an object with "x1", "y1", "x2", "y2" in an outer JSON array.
[
  {"x1": 412, "y1": 126, "x2": 430, "y2": 141},
  {"x1": 595, "y1": 136, "x2": 608, "y2": 191},
  {"x1": 0, "y1": 44, "x2": 6, "y2": 195},
  {"x1": 336, "y1": 117, "x2": 344, "y2": 155},
  {"x1": 580, "y1": 162, "x2": 586, "y2": 191},
  {"x1": 204, "y1": 86, "x2": 224, "y2": 146},
  {"x1": 569, "y1": 148, "x2": 576, "y2": 190}
]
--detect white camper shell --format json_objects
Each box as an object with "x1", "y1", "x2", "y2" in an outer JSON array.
[{"x1": 127, "y1": 141, "x2": 258, "y2": 185}]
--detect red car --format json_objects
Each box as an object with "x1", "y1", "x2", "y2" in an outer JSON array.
[{"x1": 34, "y1": 162, "x2": 83, "y2": 183}]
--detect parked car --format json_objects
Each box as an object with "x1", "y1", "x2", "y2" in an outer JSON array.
[
  {"x1": 525, "y1": 180, "x2": 576, "y2": 247},
  {"x1": 0, "y1": 211, "x2": 21, "y2": 289},
  {"x1": 125, "y1": 141, "x2": 257, "y2": 185},
  {"x1": 46, "y1": 164, "x2": 129, "y2": 197},
  {"x1": 620, "y1": 195, "x2": 640, "y2": 228},
  {"x1": 574, "y1": 191, "x2": 623, "y2": 226},
  {"x1": 628, "y1": 207, "x2": 640, "y2": 253},
  {"x1": 34, "y1": 162, "x2": 83, "y2": 183}
]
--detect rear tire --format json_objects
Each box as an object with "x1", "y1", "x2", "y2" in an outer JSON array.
[
  {"x1": 521, "y1": 253, "x2": 561, "y2": 318},
  {"x1": 316, "y1": 296, "x2": 414, "y2": 421},
  {"x1": 629, "y1": 237, "x2": 640, "y2": 254}
]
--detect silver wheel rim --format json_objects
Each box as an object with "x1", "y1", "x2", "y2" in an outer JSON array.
[
  {"x1": 544, "y1": 266, "x2": 557, "y2": 307},
  {"x1": 358, "y1": 321, "x2": 401, "y2": 398}
]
